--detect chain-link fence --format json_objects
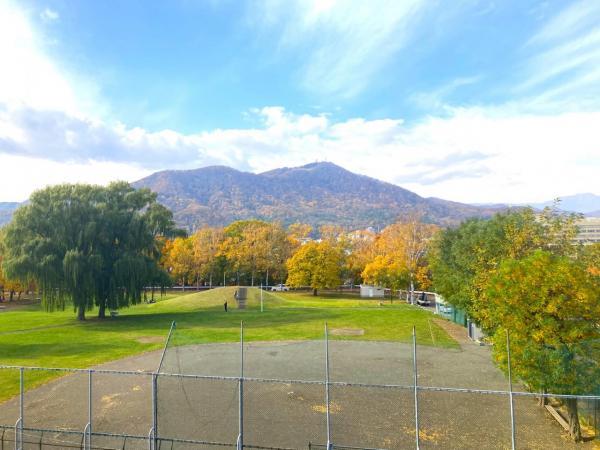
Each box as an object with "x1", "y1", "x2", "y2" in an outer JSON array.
[{"x1": 1, "y1": 320, "x2": 599, "y2": 450}]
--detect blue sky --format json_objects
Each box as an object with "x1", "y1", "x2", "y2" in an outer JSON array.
[{"x1": 0, "y1": 0, "x2": 599, "y2": 203}]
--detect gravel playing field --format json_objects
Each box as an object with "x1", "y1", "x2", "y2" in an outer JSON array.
[{"x1": 0, "y1": 322, "x2": 593, "y2": 450}]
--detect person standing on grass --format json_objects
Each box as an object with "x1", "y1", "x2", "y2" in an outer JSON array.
[{"x1": 224, "y1": 300, "x2": 228, "y2": 312}]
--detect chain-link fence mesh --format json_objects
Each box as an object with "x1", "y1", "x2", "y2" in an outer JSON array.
[
  {"x1": 329, "y1": 384, "x2": 414, "y2": 449},
  {"x1": 244, "y1": 379, "x2": 326, "y2": 448},
  {"x1": 91, "y1": 371, "x2": 151, "y2": 437},
  {"x1": 1, "y1": 315, "x2": 599, "y2": 450},
  {"x1": 157, "y1": 375, "x2": 239, "y2": 446},
  {"x1": 418, "y1": 390, "x2": 513, "y2": 449}
]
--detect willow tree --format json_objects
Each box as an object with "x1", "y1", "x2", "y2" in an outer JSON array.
[{"x1": 2, "y1": 183, "x2": 178, "y2": 320}]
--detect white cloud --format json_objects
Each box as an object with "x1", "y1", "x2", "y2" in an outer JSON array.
[
  {"x1": 410, "y1": 76, "x2": 482, "y2": 112},
  {"x1": 0, "y1": 0, "x2": 598, "y2": 206},
  {"x1": 0, "y1": 2, "x2": 76, "y2": 113},
  {"x1": 40, "y1": 8, "x2": 59, "y2": 22},
  {"x1": 250, "y1": 0, "x2": 428, "y2": 98},
  {"x1": 516, "y1": 1, "x2": 600, "y2": 109},
  {"x1": 3, "y1": 104, "x2": 598, "y2": 204},
  {"x1": 0, "y1": 154, "x2": 150, "y2": 201},
  {"x1": 0, "y1": 1, "x2": 104, "y2": 120}
]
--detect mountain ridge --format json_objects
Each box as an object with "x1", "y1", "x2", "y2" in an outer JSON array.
[
  {"x1": 132, "y1": 162, "x2": 501, "y2": 230},
  {"x1": 474, "y1": 193, "x2": 600, "y2": 215},
  {"x1": 2, "y1": 165, "x2": 595, "y2": 229}
]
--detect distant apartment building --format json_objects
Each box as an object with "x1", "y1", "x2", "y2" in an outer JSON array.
[{"x1": 575, "y1": 217, "x2": 600, "y2": 244}]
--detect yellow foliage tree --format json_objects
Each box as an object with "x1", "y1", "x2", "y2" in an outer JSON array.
[
  {"x1": 286, "y1": 241, "x2": 342, "y2": 295},
  {"x1": 346, "y1": 229, "x2": 377, "y2": 285},
  {"x1": 485, "y1": 251, "x2": 600, "y2": 441},
  {"x1": 191, "y1": 227, "x2": 224, "y2": 286},
  {"x1": 219, "y1": 220, "x2": 292, "y2": 285},
  {"x1": 164, "y1": 237, "x2": 195, "y2": 286},
  {"x1": 287, "y1": 223, "x2": 313, "y2": 245},
  {"x1": 361, "y1": 215, "x2": 438, "y2": 295}
]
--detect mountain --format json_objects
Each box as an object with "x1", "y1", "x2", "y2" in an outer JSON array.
[
  {"x1": 133, "y1": 162, "x2": 501, "y2": 230},
  {"x1": 473, "y1": 193, "x2": 600, "y2": 215},
  {"x1": 0, "y1": 202, "x2": 20, "y2": 227},
  {"x1": 526, "y1": 193, "x2": 600, "y2": 214}
]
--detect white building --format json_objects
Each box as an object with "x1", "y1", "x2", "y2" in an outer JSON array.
[
  {"x1": 575, "y1": 217, "x2": 600, "y2": 244},
  {"x1": 360, "y1": 285, "x2": 385, "y2": 298}
]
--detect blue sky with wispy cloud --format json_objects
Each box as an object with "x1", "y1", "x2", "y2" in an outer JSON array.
[{"x1": 0, "y1": 0, "x2": 598, "y2": 203}]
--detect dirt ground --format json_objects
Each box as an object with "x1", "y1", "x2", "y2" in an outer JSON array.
[{"x1": 0, "y1": 321, "x2": 597, "y2": 449}]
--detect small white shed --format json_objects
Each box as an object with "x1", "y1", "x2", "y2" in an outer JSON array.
[{"x1": 360, "y1": 285, "x2": 385, "y2": 298}]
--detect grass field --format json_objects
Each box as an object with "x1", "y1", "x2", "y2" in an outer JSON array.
[{"x1": 0, "y1": 287, "x2": 456, "y2": 402}]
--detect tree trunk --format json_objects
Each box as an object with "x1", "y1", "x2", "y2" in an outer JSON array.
[
  {"x1": 98, "y1": 301, "x2": 106, "y2": 319},
  {"x1": 9, "y1": 290, "x2": 14, "y2": 302},
  {"x1": 313, "y1": 288, "x2": 318, "y2": 296},
  {"x1": 565, "y1": 397, "x2": 581, "y2": 442},
  {"x1": 77, "y1": 305, "x2": 86, "y2": 321}
]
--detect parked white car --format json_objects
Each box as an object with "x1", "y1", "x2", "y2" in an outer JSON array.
[{"x1": 271, "y1": 284, "x2": 289, "y2": 292}]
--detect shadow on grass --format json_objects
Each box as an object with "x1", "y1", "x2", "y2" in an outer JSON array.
[
  {"x1": 0, "y1": 342, "x2": 123, "y2": 361},
  {"x1": 86, "y1": 307, "x2": 349, "y2": 334}
]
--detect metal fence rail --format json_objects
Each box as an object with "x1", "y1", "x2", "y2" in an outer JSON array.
[{"x1": 1, "y1": 322, "x2": 599, "y2": 450}]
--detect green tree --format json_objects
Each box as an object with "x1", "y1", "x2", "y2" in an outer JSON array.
[
  {"x1": 0, "y1": 229, "x2": 30, "y2": 301},
  {"x1": 485, "y1": 251, "x2": 600, "y2": 441},
  {"x1": 430, "y1": 207, "x2": 590, "y2": 441},
  {"x1": 430, "y1": 207, "x2": 579, "y2": 325},
  {"x1": 2, "y1": 183, "x2": 176, "y2": 320},
  {"x1": 286, "y1": 241, "x2": 342, "y2": 295}
]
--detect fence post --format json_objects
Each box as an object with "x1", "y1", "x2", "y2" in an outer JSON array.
[
  {"x1": 506, "y1": 330, "x2": 516, "y2": 450},
  {"x1": 325, "y1": 323, "x2": 332, "y2": 450},
  {"x1": 237, "y1": 321, "x2": 244, "y2": 450},
  {"x1": 16, "y1": 367, "x2": 24, "y2": 450},
  {"x1": 87, "y1": 370, "x2": 92, "y2": 450},
  {"x1": 152, "y1": 320, "x2": 176, "y2": 450},
  {"x1": 148, "y1": 427, "x2": 155, "y2": 450},
  {"x1": 412, "y1": 326, "x2": 420, "y2": 450},
  {"x1": 151, "y1": 373, "x2": 158, "y2": 450}
]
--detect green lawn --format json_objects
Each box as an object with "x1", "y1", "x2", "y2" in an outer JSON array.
[{"x1": 0, "y1": 287, "x2": 457, "y2": 401}]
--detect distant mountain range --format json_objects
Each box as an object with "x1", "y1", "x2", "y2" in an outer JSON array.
[
  {"x1": 0, "y1": 202, "x2": 19, "y2": 227},
  {"x1": 526, "y1": 193, "x2": 600, "y2": 215},
  {"x1": 474, "y1": 193, "x2": 600, "y2": 216},
  {"x1": 132, "y1": 162, "x2": 502, "y2": 230},
  {"x1": 0, "y1": 164, "x2": 597, "y2": 230}
]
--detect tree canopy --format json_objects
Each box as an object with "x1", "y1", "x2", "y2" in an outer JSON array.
[
  {"x1": 1, "y1": 183, "x2": 178, "y2": 320},
  {"x1": 362, "y1": 218, "x2": 438, "y2": 292},
  {"x1": 485, "y1": 251, "x2": 600, "y2": 440},
  {"x1": 286, "y1": 241, "x2": 342, "y2": 295},
  {"x1": 430, "y1": 207, "x2": 597, "y2": 441}
]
